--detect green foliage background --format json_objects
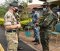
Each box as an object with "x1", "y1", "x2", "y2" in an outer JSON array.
[
  {"x1": 19, "y1": 2, "x2": 29, "y2": 21},
  {"x1": 0, "y1": 18, "x2": 32, "y2": 25},
  {"x1": 0, "y1": 2, "x2": 32, "y2": 26},
  {"x1": 0, "y1": 7, "x2": 7, "y2": 18}
]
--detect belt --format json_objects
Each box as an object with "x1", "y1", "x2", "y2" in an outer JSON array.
[{"x1": 7, "y1": 30, "x2": 16, "y2": 32}]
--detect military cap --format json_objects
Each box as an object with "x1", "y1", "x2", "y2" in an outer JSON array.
[
  {"x1": 9, "y1": 1, "x2": 18, "y2": 7},
  {"x1": 42, "y1": 2, "x2": 50, "y2": 6}
]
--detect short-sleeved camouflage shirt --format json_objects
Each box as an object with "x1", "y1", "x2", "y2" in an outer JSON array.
[{"x1": 4, "y1": 11, "x2": 17, "y2": 26}]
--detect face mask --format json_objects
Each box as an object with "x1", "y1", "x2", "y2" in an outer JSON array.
[
  {"x1": 14, "y1": 9, "x2": 18, "y2": 12},
  {"x1": 43, "y1": 8, "x2": 47, "y2": 11},
  {"x1": 13, "y1": 7, "x2": 18, "y2": 12}
]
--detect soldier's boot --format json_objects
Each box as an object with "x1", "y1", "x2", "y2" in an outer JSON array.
[
  {"x1": 43, "y1": 49, "x2": 49, "y2": 51},
  {"x1": 43, "y1": 47, "x2": 49, "y2": 51}
]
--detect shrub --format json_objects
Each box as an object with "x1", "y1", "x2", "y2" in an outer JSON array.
[{"x1": 0, "y1": 18, "x2": 32, "y2": 26}]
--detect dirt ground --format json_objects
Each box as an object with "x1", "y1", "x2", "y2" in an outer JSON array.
[
  {"x1": 0, "y1": 27, "x2": 36, "y2": 51},
  {"x1": 19, "y1": 30, "x2": 60, "y2": 51},
  {"x1": 0, "y1": 26, "x2": 60, "y2": 51}
]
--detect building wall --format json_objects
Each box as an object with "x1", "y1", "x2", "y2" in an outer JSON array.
[
  {"x1": 47, "y1": 0, "x2": 59, "y2": 2},
  {"x1": 19, "y1": 0, "x2": 44, "y2": 5},
  {"x1": 28, "y1": 0, "x2": 44, "y2": 5}
]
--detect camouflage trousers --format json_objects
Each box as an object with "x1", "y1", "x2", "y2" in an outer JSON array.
[
  {"x1": 5, "y1": 32, "x2": 18, "y2": 51},
  {"x1": 40, "y1": 30, "x2": 49, "y2": 51}
]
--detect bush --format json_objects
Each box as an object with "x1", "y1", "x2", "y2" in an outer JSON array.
[
  {"x1": 0, "y1": 7, "x2": 7, "y2": 17},
  {"x1": 0, "y1": 18, "x2": 4, "y2": 25},
  {"x1": 0, "y1": 18, "x2": 32, "y2": 26}
]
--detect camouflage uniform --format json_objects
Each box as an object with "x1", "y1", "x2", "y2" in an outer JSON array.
[
  {"x1": 4, "y1": 11, "x2": 18, "y2": 51},
  {"x1": 40, "y1": 5, "x2": 58, "y2": 51},
  {"x1": 40, "y1": 27, "x2": 49, "y2": 51},
  {"x1": 40, "y1": 5, "x2": 50, "y2": 51}
]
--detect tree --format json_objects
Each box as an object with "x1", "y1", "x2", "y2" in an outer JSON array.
[
  {"x1": 4, "y1": 0, "x2": 17, "y2": 7},
  {"x1": 0, "y1": 6, "x2": 7, "y2": 17},
  {"x1": 19, "y1": 2, "x2": 29, "y2": 21}
]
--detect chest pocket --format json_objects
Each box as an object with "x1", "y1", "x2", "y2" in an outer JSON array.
[
  {"x1": 6, "y1": 15, "x2": 12, "y2": 22},
  {"x1": 11, "y1": 15, "x2": 17, "y2": 25}
]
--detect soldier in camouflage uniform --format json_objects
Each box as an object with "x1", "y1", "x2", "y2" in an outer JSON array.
[
  {"x1": 40, "y1": 2, "x2": 58, "y2": 51},
  {"x1": 40, "y1": 2, "x2": 52, "y2": 51},
  {"x1": 4, "y1": 5, "x2": 21, "y2": 51}
]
